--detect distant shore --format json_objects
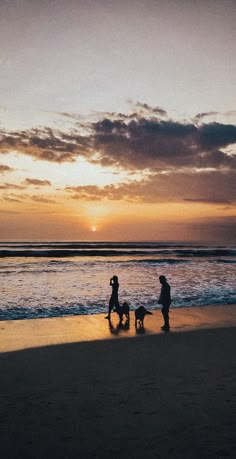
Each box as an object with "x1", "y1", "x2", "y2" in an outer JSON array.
[{"x1": 0, "y1": 306, "x2": 235, "y2": 458}]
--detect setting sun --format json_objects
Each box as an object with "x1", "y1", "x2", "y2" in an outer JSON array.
[{"x1": 0, "y1": 0, "x2": 235, "y2": 244}]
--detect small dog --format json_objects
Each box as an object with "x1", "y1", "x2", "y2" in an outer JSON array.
[
  {"x1": 114, "y1": 301, "x2": 130, "y2": 322},
  {"x1": 135, "y1": 306, "x2": 152, "y2": 328}
]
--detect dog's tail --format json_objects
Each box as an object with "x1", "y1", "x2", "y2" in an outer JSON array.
[{"x1": 145, "y1": 310, "x2": 153, "y2": 315}]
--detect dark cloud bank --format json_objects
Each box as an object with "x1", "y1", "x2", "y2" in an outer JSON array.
[{"x1": 1, "y1": 106, "x2": 236, "y2": 204}]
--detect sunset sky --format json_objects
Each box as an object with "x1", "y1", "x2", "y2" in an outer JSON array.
[{"x1": 0, "y1": 0, "x2": 236, "y2": 241}]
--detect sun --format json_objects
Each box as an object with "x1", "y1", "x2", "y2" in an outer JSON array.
[{"x1": 91, "y1": 226, "x2": 97, "y2": 232}]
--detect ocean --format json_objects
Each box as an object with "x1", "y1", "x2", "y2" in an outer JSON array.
[{"x1": 0, "y1": 241, "x2": 236, "y2": 321}]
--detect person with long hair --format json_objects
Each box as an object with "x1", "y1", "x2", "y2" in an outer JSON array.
[{"x1": 105, "y1": 275, "x2": 119, "y2": 320}]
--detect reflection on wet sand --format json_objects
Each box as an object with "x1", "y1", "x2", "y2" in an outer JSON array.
[
  {"x1": 108, "y1": 317, "x2": 130, "y2": 336},
  {"x1": 0, "y1": 305, "x2": 236, "y2": 353}
]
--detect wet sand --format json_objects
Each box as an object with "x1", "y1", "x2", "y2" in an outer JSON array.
[
  {"x1": 0, "y1": 305, "x2": 236, "y2": 458},
  {"x1": 1, "y1": 304, "x2": 236, "y2": 353}
]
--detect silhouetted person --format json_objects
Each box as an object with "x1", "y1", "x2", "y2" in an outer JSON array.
[
  {"x1": 105, "y1": 275, "x2": 119, "y2": 319},
  {"x1": 158, "y1": 275, "x2": 171, "y2": 331}
]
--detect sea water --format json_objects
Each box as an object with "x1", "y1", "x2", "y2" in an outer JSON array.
[{"x1": 0, "y1": 241, "x2": 236, "y2": 320}]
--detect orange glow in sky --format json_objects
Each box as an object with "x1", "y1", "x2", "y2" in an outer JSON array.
[{"x1": 0, "y1": 0, "x2": 235, "y2": 241}]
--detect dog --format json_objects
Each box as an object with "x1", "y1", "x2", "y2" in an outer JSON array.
[
  {"x1": 135, "y1": 306, "x2": 152, "y2": 328},
  {"x1": 114, "y1": 301, "x2": 130, "y2": 322}
]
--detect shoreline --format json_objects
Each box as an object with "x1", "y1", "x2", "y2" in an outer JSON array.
[{"x1": 1, "y1": 303, "x2": 236, "y2": 353}]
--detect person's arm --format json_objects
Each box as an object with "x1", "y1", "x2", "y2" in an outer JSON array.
[{"x1": 158, "y1": 286, "x2": 163, "y2": 304}]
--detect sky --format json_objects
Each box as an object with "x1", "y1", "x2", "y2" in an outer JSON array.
[{"x1": 0, "y1": 0, "x2": 236, "y2": 241}]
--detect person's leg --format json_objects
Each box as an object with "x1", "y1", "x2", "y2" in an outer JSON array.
[
  {"x1": 161, "y1": 306, "x2": 170, "y2": 329},
  {"x1": 105, "y1": 298, "x2": 113, "y2": 319},
  {"x1": 161, "y1": 307, "x2": 165, "y2": 325},
  {"x1": 165, "y1": 307, "x2": 169, "y2": 328}
]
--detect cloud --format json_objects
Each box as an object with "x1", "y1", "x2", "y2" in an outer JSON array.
[
  {"x1": 0, "y1": 183, "x2": 25, "y2": 190},
  {"x1": 184, "y1": 198, "x2": 232, "y2": 204},
  {"x1": 199, "y1": 123, "x2": 236, "y2": 150},
  {"x1": 194, "y1": 110, "x2": 236, "y2": 124},
  {"x1": 56, "y1": 112, "x2": 83, "y2": 121},
  {"x1": 65, "y1": 169, "x2": 236, "y2": 205},
  {"x1": 0, "y1": 127, "x2": 92, "y2": 163},
  {"x1": 65, "y1": 184, "x2": 129, "y2": 201},
  {"x1": 130, "y1": 101, "x2": 168, "y2": 117},
  {"x1": 0, "y1": 164, "x2": 14, "y2": 173},
  {"x1": 24, "y1": 178, "x2": 51, "y2": 186},
  {"x1": 194, "y1": 111, "x2": 219, "y2": 121},
  {"x1": 1, "y1": 192, "x2": 57, "y2": 204},
  {"x1": 30, "y1": 196, "x2": 59, "y2": 204},
  {"x1": 3, "y1": 196, "x2": 22, "y2": 203},
  {"x1": 91, "y1": 118, "x2": 236, "y2": 171},
  {"x1": 0, "y1": 109, "x2": 235, "y2": 176}
]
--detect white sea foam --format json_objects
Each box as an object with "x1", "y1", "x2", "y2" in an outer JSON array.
[{"x1": 0, "y1": 241, "x2": 236, "y2": 320}]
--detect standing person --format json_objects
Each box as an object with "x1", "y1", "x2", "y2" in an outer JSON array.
[
  {"x1": 105, "y1": 275, "x2": 119, "y2": 319},
  {"x1": 158, "y1": 275, "x2": 171, "y2": 331}
]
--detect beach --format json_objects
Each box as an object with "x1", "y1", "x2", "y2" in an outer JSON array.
[{"x1": 1, "y1": 305, "x2": 236, "y2": 458}]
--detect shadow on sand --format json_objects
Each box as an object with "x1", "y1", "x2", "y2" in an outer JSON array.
[{"x1": 0, "y1": 327, "x2": 236, "y2": 459}]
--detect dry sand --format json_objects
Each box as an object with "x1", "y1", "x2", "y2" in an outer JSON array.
[{"x1": 0, "y1": 305, "x2": 236, "y2": 458}]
